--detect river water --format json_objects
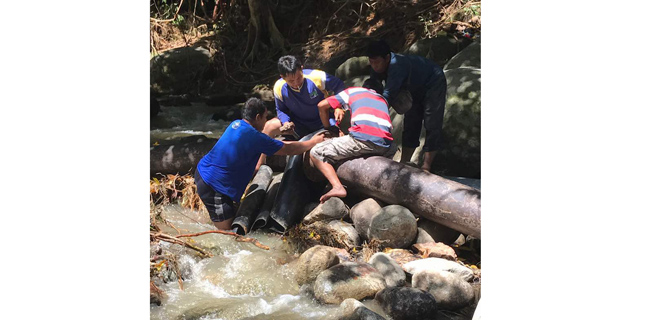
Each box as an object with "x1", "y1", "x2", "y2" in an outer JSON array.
[
  {"x1": 150, "y1": 204, "x2": 390, "y2": 320},
  {"x1": 151, "y1": 102, "x2": 232, "y2": 143}
]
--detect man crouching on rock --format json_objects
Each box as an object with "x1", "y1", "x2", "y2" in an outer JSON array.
[
  {"x1": 310, "y1": 79, "x2": 395, "y2": 203},
  {"x1": 195, "y1": 98, "x2": 326, "y2": 230}
]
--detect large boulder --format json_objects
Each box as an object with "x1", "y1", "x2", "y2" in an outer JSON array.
[
  {"x1": 375, "y1": 287, "x2": 438, "y2": 320},
  {"x1": 349, "y1": 198, "x2": 383, "y2": 240},
  {"x1": 368, "y1": 253, "x2": 406, "y2": 287},
  {"x1": 440, "y1": 67, "x2": 481, "y2": 178},
  {"x1": 293, "y1": 245, "x2": 340, "y2": 286},
  {"x1": 413, "y1": 242, "x2": 458, "y2": 261},
  {"x1": 405, "y1": 35, "x2": 473, "y2": 68},
  {"x1": 150, "y1": 46, "x2": 211, "y2": 95},
  {"x1": 327, "y1": 220, "x2": 362, "y2": 248},
  {"x1": 340, "y1": 298, "x2": 387, "y2": 320},
  {"x1": 444, "y1": 38, "x2": 481, "y2": 70},
  {"x1": 313, "y1": 262, "x2": 387, "y2": 304},
  {"x1": 403, "y1": 258, "x2": 474, "y2": 281},
  {"x1": 303, "y1": 197, "x2": 349, "y2": 224},
  {"x1": 412, "y1": 270, "x2": 475, "y2": 310},
  {"x1": 335, "y1": 56, "x2": 371, "y2": 81},
  {"x1": 367, "y1": 205, "x2": 418, "y2": 249}
]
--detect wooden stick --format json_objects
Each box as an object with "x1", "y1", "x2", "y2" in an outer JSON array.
[
  {"x1": 177, "y1": 230, "x2": 270, "y2": 250},
  {"x1": 151, "y1": 231, "x2": 212, "y2": 257}
]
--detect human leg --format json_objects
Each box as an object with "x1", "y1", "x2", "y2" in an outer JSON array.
[
  {"x1": 310, "y1": 136, "x2": 388, "y2": 202},
  {"x1": 401, "y1": 101, "x2": 424, "y2": 163},
  {"x1": 195, "y1": 171, "x2": 237, "y2": 230},
  {"x1": 421, "y1": 83, "x2": 447, "y2": 171}
]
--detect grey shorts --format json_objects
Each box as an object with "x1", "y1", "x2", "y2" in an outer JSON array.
[{"x1": 310, "y1": 135, "x2": 392, "y2": 164}]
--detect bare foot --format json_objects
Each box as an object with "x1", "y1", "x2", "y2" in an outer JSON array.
[{"x1": 320, "y1": 185, "x2": 347, "y2": 203}]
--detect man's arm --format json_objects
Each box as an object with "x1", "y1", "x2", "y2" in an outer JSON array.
[
  {"x1": 318, "y1": 99, "x2": 333, "y2": 128},
  {"x1": 275, "y1": 97, "x2": 291, "y2": 125},
  {"x1": 382, "y1": 56, "x2": 409, "y2": 106},
  {"x1": 274, "y1": 132, "x2": 326, "y2": 155},
  {"x1": 325, "y1": 72, "x2": 346, "y2": 94}
]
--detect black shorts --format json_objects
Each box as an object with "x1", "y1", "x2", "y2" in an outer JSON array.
[{"x1": 194, "y1": 170, "x2": 236, "y2": 222}]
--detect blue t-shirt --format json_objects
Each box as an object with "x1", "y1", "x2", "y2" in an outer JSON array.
[
  {"x1": 196, "y1": 120, "x2": 284, "y2": 201},
  {"x1": 273, "y1": 69, "x2": 346, "y2": 136}
]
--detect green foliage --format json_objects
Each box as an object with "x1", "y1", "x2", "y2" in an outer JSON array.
[{"x1": 150, "y1": 0, "x2": 180, "y2": 20}]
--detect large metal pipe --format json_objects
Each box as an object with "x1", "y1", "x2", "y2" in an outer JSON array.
[
  {"x1": 336, "y1": 156, "x2": 481, "y2": 238},
  {"x1": 232, "y1": 165, "x2": 273, "y2": 235}
]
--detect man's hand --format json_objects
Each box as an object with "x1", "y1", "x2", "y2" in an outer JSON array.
[
  {"x1": 334, "y1": 108, "x2": 346, "y2": 124},
  {"x1": 310, "y1": 132, "x2": 326, "y2": 145},
  {"x1": 280, "y1": 121, "x2": 295, "y2": 133}
]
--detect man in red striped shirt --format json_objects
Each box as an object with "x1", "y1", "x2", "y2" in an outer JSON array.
[{"x1": 310, "y1": 79, "x2": 395, "y2": 202}]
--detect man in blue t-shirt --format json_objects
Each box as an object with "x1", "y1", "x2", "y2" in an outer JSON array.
[
  {"x1": 367, "y1": 40, "x2": 447, "y2": 173},
  {"x1": 195, "y1": 98, "x2": 325, "y2": 230}
]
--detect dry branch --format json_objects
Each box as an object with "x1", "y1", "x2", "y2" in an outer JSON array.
[
  {"x1": 151, "y1": 231, "x2": 213, "y2": 257},
  {"x1": 176, "y1": 230, "x2": 270, "y2": 250}
]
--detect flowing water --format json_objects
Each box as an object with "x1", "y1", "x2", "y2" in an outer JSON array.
[
  {"x1": 151, "y1": 102, "x2": 234, "y2": 143},
  {"x1": 150, "y1": 205, "x2": 390, "y2": 320}
]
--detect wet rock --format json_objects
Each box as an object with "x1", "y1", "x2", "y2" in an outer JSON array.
[
  {"x1": 151, "y1": 95, "x2": 160, "y2": 118},
  {"x1": 150, "y1": 46, "x2": 211, "y2": 95},
  {"x1": 385, "y1": 249, "x2": 421, "y2": 267},
  {"x1": 472, "y1": 298, "x2": 481, "y2": 320},
  {"x1": 418, "y1": 219, "x2": 462, "y2": 245},
  {"x1": 413, "y1": 242, "x2": 458, "y2": 261},
  {"x1": 413, "y1": 270, "x2": 474, "y2": 310},
  {"x1": 328, "y1": 220, "x2": 362, "y2": 248},
  {"x1": 150, "y1": 281, "x2": 164, "y2": 305},
  {"x1": 250, "y1": 84, "x2": 275, "y2": 102},
  {"x1": 349, "y1": 198, "x2": 383, "y2": 240},
  {"x1": 293, "y1": 245, "x2": 340, "y2": 286},
  {"x1": 416, "y1": 227, "x2": 436, "y2": 244},
  {"x1": 367, "y1": 205, "x2": 418, "y2": 249},
  {"x1": 368, "y1": 253, "x2": 406, "y2": 287},
  {"x1": 303, "y1": 197, "x2": 349, "y2": 224},
  {"x1": 313, "y1": 262, "x2": 386, "y2": 304},
  {"x1": 375, "y1": 287, "x2": 437, "y2": 320},
  {"x1": 335, "y1": 56, "x2": 371, "y2": 81},
  {"x1": 340, "y1": 298, "x2": 387, "y2": 320},
  {"x1": 211, "y1": 105, "x2": 242, "y2": 122},
  {"x1": 403, "y1": 258, "x2": 474, "y2": 281},
  {"x1": 444, "y1": 38, "x2": 481, "y2": 70}
]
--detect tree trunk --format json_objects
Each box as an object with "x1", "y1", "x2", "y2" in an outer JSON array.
[{"x1": 242, "y1": 0, "x2": 287, "y2": 65}]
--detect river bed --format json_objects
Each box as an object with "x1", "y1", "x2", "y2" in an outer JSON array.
[{"x1": 150, "y1": 204, "x2": 391, "y2": 320}]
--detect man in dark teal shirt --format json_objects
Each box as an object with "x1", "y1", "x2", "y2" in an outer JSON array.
[{"x1": 367, "y1": 40, "x2": 447, "y2": 172}]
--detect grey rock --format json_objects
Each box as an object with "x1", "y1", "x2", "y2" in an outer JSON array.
[
  {"x1": 405, "y1": 35, "x2": 473, "y2": 68},
  {"x1": 402, "y1": 258, "x2": 474, "y2": 281},
  {"x1": 303, "y1": 197, "x2": 349, "y2": 225},
  {"x1": 367, "y1": 205, "x2": 418, "y2": 249},
  {"x1": 293, "y1": 245, "x2": 340, "y2": 286},
  {"x1": 416, "y1": 227, "x2": 436, "y2": 244},
  {"x1": 440, "y1": 67, "x2": 481, "y2": 178},
  {"x1": 444, "y1": 38, "x2": 481, "y2": 70},
  {"x1": 413, "y1": 270, "x2": 474, "y2": 310},
  {"x1": 350, "y1": 198, "x2": 383, "y2": 240},
  {"x1": 150, "y1": 46, "x2": 211, "y2": 95},
  {"x1": 335, "y1": 56, "x2": 371, "y2": 81},
  {"x1": 340, "y1": 298, "x2": 387, "y2": 320},
  {"x1": 313, "y1": 262, "x2": 386, "y2": 304},
  {"x1": 327, "y1": 220, "x2": 361, "y2": 248},
  {"x1": 375, "y1": 287, "x2": 437, "y2": 320},
  {"x1": 368, "y1": 253, "x2": 406, "y2": 287},
  {"x1": 417, "y1": 219, "x2": 461, "y2": 245}
]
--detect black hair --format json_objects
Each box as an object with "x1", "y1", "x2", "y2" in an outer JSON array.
[
  {"x1": 277, "y1": 55, "x2": 302, "y2": 76},
  {"x1": 242, "y1": 98, "x2": 267, "y2": 121},
  {"x1": 366, "y1": 40, "x2": 392, "y2": 59},
  {"x1": 362, "y1": 78, "x2": 384, "y2": 95}
]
